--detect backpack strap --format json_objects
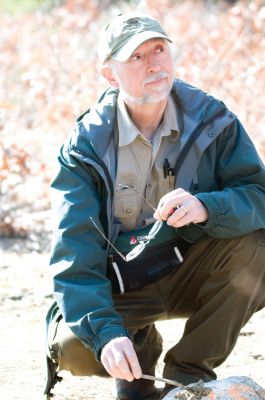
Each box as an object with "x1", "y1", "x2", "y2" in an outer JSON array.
[
  {"x1": 174, "y1": 109, "x2": 226, "y2": 186},
  {"x1": 44, "y1": 356, "x2": 62, "y2": 399}
]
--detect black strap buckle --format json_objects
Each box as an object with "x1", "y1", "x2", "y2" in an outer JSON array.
[{"x1": 44, "y1": 356, "x2": 63, "y2": 398}]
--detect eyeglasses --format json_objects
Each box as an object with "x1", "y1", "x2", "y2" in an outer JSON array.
[{"x1": 89, "y1": 184, "x2": 164, "y2": 262}]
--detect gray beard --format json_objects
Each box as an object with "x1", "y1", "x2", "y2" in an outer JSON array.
[{"x1": 119, "y1": 85, "x2": 172, "y2": 105}]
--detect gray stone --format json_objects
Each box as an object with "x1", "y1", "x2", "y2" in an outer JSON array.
[{"x1": 162, "y1": 376, "x2": 265, "y2": 400}]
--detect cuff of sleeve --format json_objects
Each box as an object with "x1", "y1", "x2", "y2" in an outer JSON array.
[
  {"x1": 195, "y1": 192, "x2": 223, "y2": 230},
  {"x1": 81, "y1": 326, "x2": 131, "y2": 361}
]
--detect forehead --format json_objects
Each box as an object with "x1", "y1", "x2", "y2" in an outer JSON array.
[{"x1": 131, "y1": 38, "x2": 168, "y2": 54}]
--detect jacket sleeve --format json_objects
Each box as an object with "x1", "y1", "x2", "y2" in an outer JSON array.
[
  {"x1": 195, "y1": 119, "x2": 265, "y2": 238},
  {"x1": 49, "y1": 145, "x2": 129, "y2": 359}
]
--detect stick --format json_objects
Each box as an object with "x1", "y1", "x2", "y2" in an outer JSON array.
[{"x1": 141, "y1": 374, "x2": 184, "y2": 388}]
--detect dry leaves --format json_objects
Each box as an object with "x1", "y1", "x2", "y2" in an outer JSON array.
[{"x1": 0, "y1": 0, "x2": 264, "y2": 239}]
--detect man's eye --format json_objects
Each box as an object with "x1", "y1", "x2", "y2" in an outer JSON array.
[
  {"x1": 155, "y1": 46, "x2": 164, "y2": 53},
  {"x1": 130, "y1": 54, "x2": 141, "y2": 61}
]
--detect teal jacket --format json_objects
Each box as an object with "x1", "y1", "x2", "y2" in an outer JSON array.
[{"x1": 48, "y1": 79, "x2": 265, "y2": 358}]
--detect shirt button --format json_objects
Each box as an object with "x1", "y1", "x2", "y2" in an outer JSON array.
[{"x1": 125, "y1": 208, "x2": 132, "y2": 214}]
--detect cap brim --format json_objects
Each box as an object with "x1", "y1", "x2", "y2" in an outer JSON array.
[{"x1": 112, "y1": 31, "x2": 172, "y2": 62}]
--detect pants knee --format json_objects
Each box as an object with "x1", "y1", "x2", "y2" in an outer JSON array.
[
  {"x1": 198, "y1": 229, "x2": 265, "y2": 312},
  {"x1": 231, "y1": 230, "x2": 265, "y2": 303},
  {"x1": 48, "y1": 317, "x2": 108, "y2": 377}
]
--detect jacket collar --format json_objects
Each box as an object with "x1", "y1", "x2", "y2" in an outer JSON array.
[
  {"x1": 172, "y1": 79, "x2": 226, "y2": 125},
  {"x1": 71, "y1": 79, "x2": 227, "y2": 159}
]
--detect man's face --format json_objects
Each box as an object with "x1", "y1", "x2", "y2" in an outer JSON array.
[{"x1": 109, "y1": 39, "x2": 175, "y2": 105}]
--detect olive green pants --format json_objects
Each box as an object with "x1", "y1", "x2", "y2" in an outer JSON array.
[{"x1": 47, "y1": 230, "x2": 265, "y2": 385}]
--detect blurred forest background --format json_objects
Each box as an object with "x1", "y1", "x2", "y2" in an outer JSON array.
[
  {"x1": 0, "y1": 0, "x2": 265, "y2": 251},
  {"x1": 1, "y1": 2, "x2": 265, "y2": 399}
]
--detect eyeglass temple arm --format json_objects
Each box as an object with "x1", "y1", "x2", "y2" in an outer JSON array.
[
  {"x1": 89, "y1": 217, "x2": 127, "y2": 262},
  {"x1": 117, "y1": 184, "x2": 157, "y2": 212}
]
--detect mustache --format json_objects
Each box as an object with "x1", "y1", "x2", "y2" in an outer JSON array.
[{"x1": 144, "y1": 71, "x2": 169, "y2": 84}]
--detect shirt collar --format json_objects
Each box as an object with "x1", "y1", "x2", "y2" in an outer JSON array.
[
  {"x1": 117, "y1": 95, "x2": 140, "y2": 147},
  {"x1": 117, "y1": 93, "x2": 179, "y2": 147}
]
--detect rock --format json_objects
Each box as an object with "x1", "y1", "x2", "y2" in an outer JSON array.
[{"x1": 162, "y1": 376, "x2": 265, "y2": 400}]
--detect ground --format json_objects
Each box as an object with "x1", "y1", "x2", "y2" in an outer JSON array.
[{"x1": 1, "y1": 238, "x2": 264, "y2": 400}]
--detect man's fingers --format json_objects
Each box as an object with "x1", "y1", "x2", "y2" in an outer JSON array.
[
  {"x1": 110, "y1": 353, "x2": 134, "y2": 381},
  {"x1": 114, "y1": 351, "x2": 136, "y2": 381},
  {"x1": 166, "y1": 198, "x2": 208, "y2": 227},
  {"x1": 154, "y1": 188, "x2": 208, "y2": 226},
  {"x1": 123, "y1": 346, "x2": 142, "y2": 379},
  {"x1": 101, "y1": 337, "x2": 141, "y2": 381},
  {"x1": 102, "y1": 344, "x2": 132, "y2": 380},
  {"x1": 155, "y1": 190, "x2": 184, "y2": 221},
  {"x1": 167, "y1": 205, "x2": 192, "y2": 227}
]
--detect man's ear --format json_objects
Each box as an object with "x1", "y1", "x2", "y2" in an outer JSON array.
[{"x1": 100, "y1": 65, "x2": 119, "y2": 88}]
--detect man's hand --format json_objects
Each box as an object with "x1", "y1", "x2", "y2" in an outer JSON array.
[
  {"x1": 101, "y1": 337, "x2": 142, "y2": 381},
  {"x1": 153, "y1": 188, "x2": 208, "y2": 227}
]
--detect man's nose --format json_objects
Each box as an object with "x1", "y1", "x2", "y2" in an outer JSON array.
[{"x1": 146, "y1": 60, "x2": 161, "y2": 74}]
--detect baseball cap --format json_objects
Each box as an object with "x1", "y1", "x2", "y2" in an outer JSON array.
[{"x1": 99, "y1": 12, "x2": 172, "y2": 63}]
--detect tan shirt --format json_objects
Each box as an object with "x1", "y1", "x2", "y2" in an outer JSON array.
[{"x1": 114, "y1": 94, "x2": 179, "y2": 231}]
